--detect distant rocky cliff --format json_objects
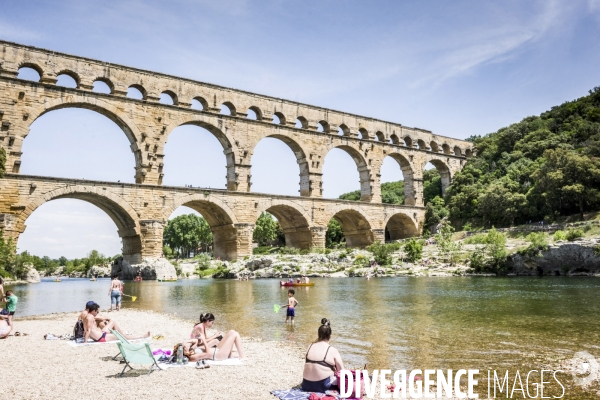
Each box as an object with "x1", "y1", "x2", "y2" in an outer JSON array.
[
  {"x1": 508, "y1": 239, "x2": 600, "y2": 276},
  {"x1": 111, "y1": 257, "x2": 177, "y2": 280}
]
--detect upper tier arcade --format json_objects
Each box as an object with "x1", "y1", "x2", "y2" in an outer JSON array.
[{"x1": 0, "y1": 40, "x2": 472, "y2": 207}]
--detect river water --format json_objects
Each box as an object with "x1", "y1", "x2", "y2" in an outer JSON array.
[{"x1": 7, "y1": 277, "x2": 600, "y2": 397}]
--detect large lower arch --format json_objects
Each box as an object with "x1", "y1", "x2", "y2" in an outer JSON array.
[
  {"x1": 26, "y1": 96, "x2": 144, "y2": 181},
  {"x1": 385, "y1": 212, "x2": 419, "y2": 240},
  {"x1": 256, "y1": 201, "x2": 312, "y2": 249},
  {"x1": 323, "y1": 145, "x2": 373, "y2": 201},
  {"x1": 164, "y1": 194, "x2": 246, "y2": 260},
  {"x1": 251, "y1": 134, "x2": 311, "y2": 196},
  {"x1": 326, "y1": 206, "x2": 374, "y2": 248},
  {"x1": 17, "y1": 186, "x2": 142, "y2": 263}
]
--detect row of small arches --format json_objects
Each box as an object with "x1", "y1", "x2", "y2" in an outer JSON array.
[{"x1": 16, "y1": 65, "x2": 472, "y2": 157}]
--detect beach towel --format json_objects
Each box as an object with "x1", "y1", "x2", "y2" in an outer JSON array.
[
  {"x1": 67, "y1": 338, "x2": 148, "y2": 347},
  {"x1": 270, "y1": 389, "x2": 340, "y2": 400},
  {"x1": 205, "y1": 358, "x2": 243, "y2": 366},
  {"x1": 154, "y1": 357, "x2": 243, "y2": 368}
]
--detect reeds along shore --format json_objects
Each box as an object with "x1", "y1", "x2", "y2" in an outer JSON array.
[{"x1": 1, "y1": 309, "x2": 304, "y2": 400}]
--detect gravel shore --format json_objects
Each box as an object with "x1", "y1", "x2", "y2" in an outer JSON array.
[{"x1": 1, "y1": 309, "x2": 305, "y2": 400}]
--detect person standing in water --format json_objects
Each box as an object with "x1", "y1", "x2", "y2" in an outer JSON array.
[
  {"x1": 108, "y1": 275, "x2": 123, "y2": 311},
  {"x1": 281, "y1": 289, "x2": 299, "y2": 324}
]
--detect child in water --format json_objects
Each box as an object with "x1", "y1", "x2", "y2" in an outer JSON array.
[{"x1": 282, "y1": 289, "x2": 299, "y2": 324}]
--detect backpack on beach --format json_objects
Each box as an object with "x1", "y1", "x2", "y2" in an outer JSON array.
[{"x1": 73, "y1": 320, "x2": 84, "y2": 339}]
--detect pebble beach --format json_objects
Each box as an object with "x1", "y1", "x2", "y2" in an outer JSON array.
[{"x1": 1, "y1": 309, "x2": 306, "y2": 400}]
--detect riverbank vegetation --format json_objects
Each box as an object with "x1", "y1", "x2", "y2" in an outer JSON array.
[{"x1": 0, "y1": 240, "x2": 118, "y2": 279}]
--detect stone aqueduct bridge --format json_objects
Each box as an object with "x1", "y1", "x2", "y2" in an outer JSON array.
[{"x1": 0, "y1": 40, "x2": 472, "y2": 262}]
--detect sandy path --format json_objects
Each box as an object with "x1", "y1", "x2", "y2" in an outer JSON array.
[{"x1": 0, "y1": 309, "x2": 305, "y2": 400}]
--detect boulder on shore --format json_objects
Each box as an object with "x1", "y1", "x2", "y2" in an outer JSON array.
[
  {"x1": 87, "y1": 265, "x2": 111, "y2": 278},
  {"x1": 23, "y1": 263, "x2": 40, "y2": 283},
  {"x1": 111, "y1": 257, "x2": 177, "y2": 280}
]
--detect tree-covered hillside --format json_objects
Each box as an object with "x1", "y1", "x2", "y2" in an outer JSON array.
[
  {"x1": 339, "y1": 87, "x2": 600, "y2": 231},
  {"x1": 446, "y1": 87, "x2": 600, "y2": 227}
]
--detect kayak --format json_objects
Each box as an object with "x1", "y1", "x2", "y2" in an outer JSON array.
[
  {"x1": 280, "y1": 282, "x2": 314, "y2": 287},
  {"x1": 158, "y1": 278, "x2": 178, "y2": 282}
]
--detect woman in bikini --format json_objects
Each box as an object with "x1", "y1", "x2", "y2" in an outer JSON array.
[
  {"x1": 302, "y1": 318, "x2": 344, "y2": 393},
  {"x1": 190, "y1": 313, "x2": 223, "y2": 350},
  {"x1": 185, "y1": 329, "x2": 246, "y2": 368}
]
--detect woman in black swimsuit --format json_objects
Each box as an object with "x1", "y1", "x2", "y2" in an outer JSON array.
[{"x1": 302, "y1": 318, "x2": 344, "y2": 393}]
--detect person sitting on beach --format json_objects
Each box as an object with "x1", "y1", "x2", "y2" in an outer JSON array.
[
  {"x1": 0, "y1": 310, "x2": 12, "y2": 339},
  {"x1": 186, "y1": 329, "x2": 246, "y2": 366},
  {"x1": 190, "y1": 313, "x2": 223, "y2": 349},
  {"x1": 302, "y1": 318, "x2": 344, "y2": 393},
  {"x1": 83, "y1": 303, "x2": 150, "y2": 343}
]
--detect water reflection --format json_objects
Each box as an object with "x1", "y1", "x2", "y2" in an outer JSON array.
[{"x1": 7, "y1": 276, "x2": 600, "y2": 393}]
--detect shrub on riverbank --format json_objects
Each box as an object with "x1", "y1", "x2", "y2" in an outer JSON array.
[
  {"x1": 467, "y1": 228, "x2": 508, "y2": 274},
  {"x1": 366, "y1": 242, "x2": 399, "y2": 265},
  {"x1": 566, "y1": 229, "x2": 584, "y2": 241},
  {"x1": 404, "y1": 239, "x2": 424, "y2": 262}
]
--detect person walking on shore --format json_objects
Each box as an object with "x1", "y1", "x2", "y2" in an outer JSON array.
[
  {"x1": 5, "y1": 290, "x2": 17, "y2": 328},
  {"x1": 109, "y1": 275, "x2": 123, "y2": 311}
]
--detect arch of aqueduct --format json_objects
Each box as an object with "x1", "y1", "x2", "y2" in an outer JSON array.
[{"x1": 0, "y1": 40, "x2": 472, "y2": 262}]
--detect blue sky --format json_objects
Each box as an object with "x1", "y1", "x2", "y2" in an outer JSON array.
[{"x1": 5, "y1": 0, "x2": 600, "y2": 258}]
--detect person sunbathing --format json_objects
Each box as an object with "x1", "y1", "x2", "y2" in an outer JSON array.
[
  {"x1": 83, "y1": 303, "x2": 150, "y2": 342},
  {"x1": 0, "y1": 312, "x2": 12, "y2": 339},
  {"x1": 186, "y1": 329, "x2": 246, "y2": 365},
  {"x1": 302, "y1": 318, "x2": 344, "y2": 393}
]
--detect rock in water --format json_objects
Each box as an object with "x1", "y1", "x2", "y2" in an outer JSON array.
[
  {"x1": 24, "y1": 263, "x2": 40, "y2": 283},
  {"x1": 87, "y1": 265, "x2": 111, "y2": 278},
  {"x1": 112, "y1": 256, "x2": 177, "y2": 280}
]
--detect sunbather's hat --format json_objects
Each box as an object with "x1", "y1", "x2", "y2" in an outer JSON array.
[{"x1": 85, "y1": 301, "x2": 96, "y2": 309}]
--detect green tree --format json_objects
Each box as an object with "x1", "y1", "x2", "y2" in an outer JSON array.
[
  {"x1": 164, "y1": 214, "x2": 213, "y2": 257},
  {"x1": 424, "y1": 196, "x2": 449, "y2": 231},
  {"x1": 58, "y1": 256, "x2": 68, "y2": 266},
  {"x1": 532, "y1": 149, "x2": 600, "y2": 220},
  {"x1": 162, "y1": 245, "x2": 173, "y2": 258},
  {"x1": 253, "y1": 212, "x2": 277, "y2": 246},
  {"x1": 0, "y1": 232, "x2": 16, "y2": 276},
  {"x1": 423, "y1": 169, "x2": 442, "y2": 204},
  {"x1": 338, "y1": 190, "x2": 361, "y2": 201},
  {"x1": 325, "y1": 218, "x2": 345, "y2": 248},
  {"x1": 434, "y1": 221, "x2": 462, "y2": 263}
]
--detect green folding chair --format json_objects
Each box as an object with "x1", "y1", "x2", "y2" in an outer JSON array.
[
  {"x1": 110, "y1": 329, "x2": 130, "y2": 361},
  {"x1": 116, "y1": 341, "x2": 163, "y2": 377}
]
